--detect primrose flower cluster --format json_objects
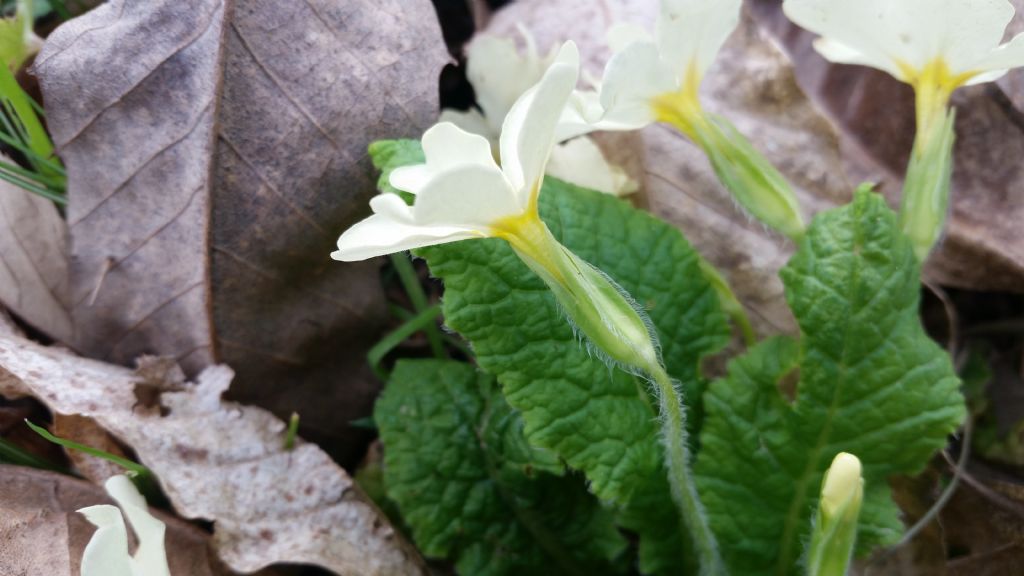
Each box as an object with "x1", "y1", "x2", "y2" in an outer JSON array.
[{"x1": 330, "y1": 0, "x2": 1024, "y2": 573}]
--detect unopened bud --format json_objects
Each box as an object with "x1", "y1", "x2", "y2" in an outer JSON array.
[{"x1": 807, "y1": 452, "x2": 864, "y2": 576}]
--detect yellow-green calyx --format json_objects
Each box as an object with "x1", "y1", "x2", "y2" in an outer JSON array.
[
  {"x1": 493, "y1": 204, "x2": 660, "y2": 372},
  {"x1": 898, "y1": 58, "x2": 961, "y2": 262},
  {"x1": 651, "y1": 64, "x2": 705, "y2": 138},
  {"x1": 651, "y1": 81, "x2": 806, "y2": 241},
  {"x1": 807, "y1": 452, "x2": 864, "y2": 576},
  {"x1": 899, "y1": 58, "x2": 972, "y2": 142}
]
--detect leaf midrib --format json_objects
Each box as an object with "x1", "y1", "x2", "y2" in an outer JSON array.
[
  {"x1": 776, "y1": 202, "x2": 868, "y2": 576},
  {"x1": 448, "y1": 371, "x2": 588, "y2": 576}
]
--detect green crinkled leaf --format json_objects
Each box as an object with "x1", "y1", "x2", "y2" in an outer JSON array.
[
  {"x1": 369, "y1": 139, "x2": 423, "y2": 198},
  {"x1": 696, "y1": 190, "x2": 966, "y2": 575},
  {"x1": 359, "y1": 139, "x2": 731, "y2": 574},
  {"x1": 376, "y1": 359, "x2": 627, "y2": 576}
]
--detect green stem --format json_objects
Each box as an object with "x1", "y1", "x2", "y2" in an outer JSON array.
[
  {"x1": 648, "y1": 363, "x2": 724, "y2": 576},
  {"x1": 367, "y1": 304, "x2": 443, "y2": 380},
  {"x1": 699, "y1": 258, "x2": 755, "y2": 346},
  {"x1": 497, "y1": 211, "x2": 723, "y2": 572},
  {"x1": 283, "y1": 412, "x2": 300, "y2": 450},
  {"x1": 390, "y1": 252, "x2": 446, "y2": 359}
]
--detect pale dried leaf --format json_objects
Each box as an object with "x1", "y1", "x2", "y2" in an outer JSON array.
[
  {"x1": 0, "y1": 309, "x2": 26, "y2": 393},
  {"x1": 0, "y1": 333, "x2": 427, "y2": 575},
  {"x1": 33, "y1": 0, "x2": 448, "y2": 462},
  {"x1": 750, "y1": 0, "x2": 1024, "y2": 292},
  {"x1": 0, "y1": 465, "x2": 229, "y2": 576},
  {"x1": 0, "y1": 306, "x2": 19, "y2": 335},
  {"x1": 0, "y1": 176, "x2": 72, "y2": 342},
  {"x1": 485, "y1": 0, "x2": 854, "y2": 336}
]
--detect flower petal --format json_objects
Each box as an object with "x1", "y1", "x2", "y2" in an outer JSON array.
[
  {"x1": 467, "y1": 28, "x2": 557, "y2": 129},
  {"x1": 413, "y1": 164, "x2": 522, "y2": 226},
  {"x1": 78, "y1": 505, "x2": 134, "y2": 576},
  {"x1": 784, "y1": 0, "x2": 910, "y2": 80},
  {"x1": 936, "y1": 0, "x2": 1015, "y2": 73},
  {"x1": 105, "y1": 475, "x2": 170, "y2": 576},
  {"x1": 967, "y1": 31, "x2": 1024, "y2": 82},
  {"x1": 607, "y1": 23, "x2": 653, "y2": 54},
  {"x1": 656, "y1": 0, "x2": 741, "y2": 81},
  {"x1": 389, "y1": 122, "x2": 497, "y2": 194},
  {"x1": 556, "y1": 40, "x2": 672, "y2": 142},
  {"x1": 388, "y1": 164, "x2": 431, "y2": 195},
  {"x1": 597, "y1": 41, "x2": 675, "y2": 127},
  {"x1": 333, "y1": 196, "x2": 482, "y2": 261},
  {"x1": 812, "y1": 37, "x2": 892, "y2": 70},
  {"x1": 785, "y1": 0, "x2": 1018, "y2": 81},
  {"x1": 334, "y1": 164, "x2": 520, "y2": 262},
  {"x1": 438, "y1": 107, "x2": 498, "y2": 144},
  {"x1": 546, "y1": 137, "x2": 638, "y2": 196},
  {"x1": 499, "y1": 41, "x2": 581, "y2": 203}
]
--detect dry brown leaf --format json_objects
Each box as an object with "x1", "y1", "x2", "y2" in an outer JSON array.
[
  {"x1": 32, "y1": 0, "x2": 448, "y2": 463},
  {"x1": 0, "y1": 465, "x2": 230, "y2": 576},
  {"x1": 750, "y1": 0, "x2": 1024, "y2": 293},
  {"x1": 0, "y1": 333, "x2": 427, "y2": 575},
  {"x1": 0, "y1": 175, "x2": 72, "y2": 342},
  {"x1": 485, "y1": 0, "x2": 854, "y2": 336},
  {"x1": 52, "y1": 413, "x2": 127, "y2": 483}
]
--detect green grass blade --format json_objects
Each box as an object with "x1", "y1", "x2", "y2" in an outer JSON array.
[
  {"x1": 0, "y1": 166, "x2": 65, "y2": 203},
  {"x1": 390, "y1": 253, "x2": 446, "y2": 359},
  {"x1": 0, "y1": 435, "x2": 64, "y2": 471},
  {"x1": 367, "y1": 304, "x2": 442, "y2": 380},
  {"x1": 25, "y1": 419, "x2": 149, "y2": 476}
]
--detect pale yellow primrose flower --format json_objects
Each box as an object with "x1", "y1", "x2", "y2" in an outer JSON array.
[
  {"x1": 556, "y1": 0, "x2": 806, "y2": 240},
  {"x1": 557, "y1": 0, "x2": 742, "y2": 138},
  {"x1": 78, "y1": 475, "x2": 171, "y2": 576},
  {"x1": 784, "y1": 0, "x2": 1024, "y2": 95},
  {"x1": 440, "y1": 26, "x2": 559, "y2": 145},
  {"x1": 785, "y1": 0, "x2": 1024, "y2": 260},
  {"x1": 441, "y1": 28, "x2": 636, "y2": 197},
  {"x1": 334, "y1": 41, "x2": 660, "y2": 372},
  {"x1": 333, "y1": 42, "x2": 580, "y2": 261}
]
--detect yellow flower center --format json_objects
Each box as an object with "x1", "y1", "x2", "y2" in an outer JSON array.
[
  {"x1": 898, "y1": 58, "x2": 975, "y2": 150},
  {"x1": 650, "y1": 60, "x2": 705, "y2": 138},
  {"x1": 490, "y1": 187, "x2": 569, "y2": 286}
]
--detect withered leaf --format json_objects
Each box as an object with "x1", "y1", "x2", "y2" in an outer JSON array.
[
  {"x1": 52, "y1": 413, "x2": 129, "y2": 483},
  {"x1": 0, "y1": 332, "x2": 428, "y2": 575},
  {"x1": 485, "y1": 0, "x2": 854, "y2": 336},
  {"x1": 0, "y1": 464, "x2": 230, "y2": 576},
  {"x1": 0, "y1": 174, "x2": 72, "y2": 343},
  {"x1": 33, "y1": 0, "x2": 449, "y2": 462},
  {"x1": 750, "y1": 0, "x2": 1024, "y2": 292},
  {"x1": 132, "y1": 355, "x2": 186, "y2": 414}
]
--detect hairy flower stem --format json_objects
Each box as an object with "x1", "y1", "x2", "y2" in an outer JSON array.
[
  {"x1": 648, "y1": 362, "x2": 724, "y2": 576},
  {"x1": 495, "y1": 209, "x2": 723, "y2": 572}
]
